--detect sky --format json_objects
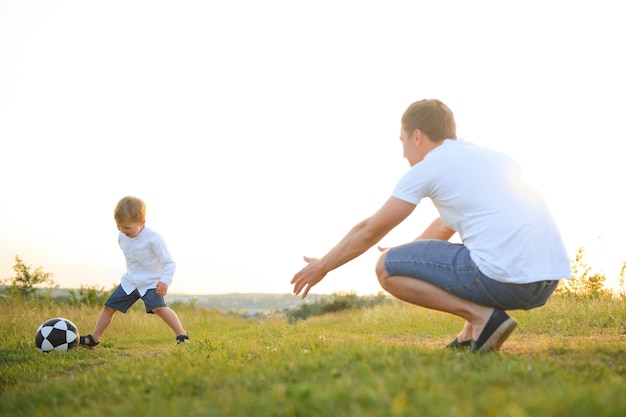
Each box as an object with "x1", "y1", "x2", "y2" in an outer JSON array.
[{"x1": 1, "y1": 1, "x2": 624, "y2": 296}]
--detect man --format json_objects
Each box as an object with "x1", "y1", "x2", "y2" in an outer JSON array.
[{"x1": 291, "y1": 99, "x2": 570, "y2": 352}]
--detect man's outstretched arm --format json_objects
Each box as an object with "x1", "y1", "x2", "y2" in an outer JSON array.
[{"x1": 291, "y1": 197, "x2": 415, "y2": 298}]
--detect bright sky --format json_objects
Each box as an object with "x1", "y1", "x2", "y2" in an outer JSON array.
[{"x1": 1, "y1": 1, "x2": 624, "y2": 296}]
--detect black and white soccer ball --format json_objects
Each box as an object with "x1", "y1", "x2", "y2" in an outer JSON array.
[{"x1": 35, "y1": 317, "x2": 79, "y2": 353}]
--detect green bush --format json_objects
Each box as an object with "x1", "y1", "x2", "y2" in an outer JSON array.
[
  {"x1": 67, "y1": 284, "x2": 115, "y2": 308},
  {"x1": 285, "y1": 292, "x2": 391, "y2": 323}
]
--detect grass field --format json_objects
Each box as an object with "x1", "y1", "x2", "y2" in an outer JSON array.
[{"x1": 1, "y1": 295, "x2": 625, "y2": 417}]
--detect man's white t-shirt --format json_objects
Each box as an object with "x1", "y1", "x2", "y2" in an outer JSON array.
[
  {"x1": 118, "y1": 226, "x2": 176, "y2": 296},
  {"x1": 392, "y1": 139, "x2": 571, "y2": 284}
]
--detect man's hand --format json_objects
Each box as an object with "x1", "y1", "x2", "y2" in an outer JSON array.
[
  {"x1": 156, "y1": 281, "x2": 168, "y2": 296},
  {"x1": 291, "y1": 256, "x2": 326, "y2": 299},
  {"x1": 290, "y1": 198, "x2": 415, "y2": 299}
]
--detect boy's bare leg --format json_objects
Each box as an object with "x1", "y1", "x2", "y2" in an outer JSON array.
[
  {"x1": 87, "y1": 306, "x2": 117, "y2": 344},
  {"x1": 152, "y1": 307, "x2": 186, "y2": 336}
]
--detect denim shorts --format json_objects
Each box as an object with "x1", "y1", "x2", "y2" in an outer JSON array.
[
  {"x1": 105, "y1": 285, "x2": 167, "y2": 314},
  {"x1": 383, "y1": 240, "x2": 558, "y2": 310}
]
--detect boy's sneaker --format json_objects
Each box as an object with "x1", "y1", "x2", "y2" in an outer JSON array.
[{"x1": 176, "y1": 335, "x2": 190, "y2": 344}]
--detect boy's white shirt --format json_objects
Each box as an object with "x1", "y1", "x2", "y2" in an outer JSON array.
[
  {"x1": 118, "y1": 226, "x2": 176, "y2": 296},
  {"x1": 392, "y1": 139, "x2": 571, "y2": 284}
]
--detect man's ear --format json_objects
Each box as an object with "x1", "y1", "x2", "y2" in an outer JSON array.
[{"x1": 412, "y1": 129, "x2": 423, "y2": 143}]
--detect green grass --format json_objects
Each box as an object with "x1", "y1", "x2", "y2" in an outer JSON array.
[{"x1": 1, "y1": 296, "x2": 625, "y2": 417}]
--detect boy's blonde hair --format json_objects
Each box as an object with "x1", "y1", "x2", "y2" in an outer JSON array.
[
  {"x1": 114, "y1": 196, "x2": 146, "y2": 223},
  {"x1": 401, "y1": 99, "x2": 457, "y2": 142}
]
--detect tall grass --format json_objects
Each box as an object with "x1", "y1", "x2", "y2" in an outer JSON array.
[{"x1": 1, "y1": 295, "x2": 625, "y2": 417}]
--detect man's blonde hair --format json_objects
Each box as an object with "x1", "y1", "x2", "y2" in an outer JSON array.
[
  {"x1": 401, "y1": 99, "x2": 457, "y2": 142},
  {"x1": 114, "y1": 196, "x2": 146, "y2": 223}
]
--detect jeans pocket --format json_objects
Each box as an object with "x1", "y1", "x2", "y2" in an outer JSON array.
[{"x1": 501, "y1": 280, "x2": 557, "y2": 310}]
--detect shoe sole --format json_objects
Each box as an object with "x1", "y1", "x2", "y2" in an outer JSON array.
[
  {"x1": 475, "y1": 318, "x2": 517, "y2": 352},
  {"x1": 446, "y1": 338, "x2": 473, "y2": 349}
]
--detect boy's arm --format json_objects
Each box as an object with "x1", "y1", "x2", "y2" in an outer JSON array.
[
  {"x1": 159, "y1": 258, "x2": 176, "y2": 287},
  {"x1": 152, "y1": 233, "x2": 176, "y2": 287},
  {"x1": 156, "y1": 281, "x2": 168, "y2": 296}
]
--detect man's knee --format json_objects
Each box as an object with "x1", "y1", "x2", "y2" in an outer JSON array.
[{"x1": 375, "y1": 251, "x2": 391, "y2": 289}]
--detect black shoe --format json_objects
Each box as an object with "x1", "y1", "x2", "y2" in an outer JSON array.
[
  {"x1": 79, "y1": 334, "x2": 99, "y2": 349},
  {"x1": 446, "y1": 337, "x2": 472, "y2": 349},
  {"x1": 471, "y1": 310, "x2": 517, "y2": 353},
  {"x1": 176, "y1": 335, "x2": 190, "y2": 344}
]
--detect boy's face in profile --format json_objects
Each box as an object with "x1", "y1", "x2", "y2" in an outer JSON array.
[{"x1": 116, "y1": 220, "x2": 145, "y2": 238}]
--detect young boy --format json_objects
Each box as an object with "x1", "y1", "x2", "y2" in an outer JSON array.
[{"x1": 80, "y1": 196, "x2": 189, "y2": 347}]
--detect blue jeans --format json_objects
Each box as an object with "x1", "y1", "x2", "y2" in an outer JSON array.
[
  {"x1": 105, "y1": 286, "x2": 167, "y2": 314},
  {"x1": 383, "y1": 240, "x2": 558, "y2": 310}
]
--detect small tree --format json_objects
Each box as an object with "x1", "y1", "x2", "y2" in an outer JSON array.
[
  {"x1": 1, "y1": 255, "x2": 55, "y2": 299},
  {"x1": 556, "y1": 247, "x2": 610, "y2": 299}
]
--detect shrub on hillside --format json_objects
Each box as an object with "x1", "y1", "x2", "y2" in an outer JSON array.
[
  {"x1": 67, "y1": 284, "x2": 115, "y2": 308},
  {"x1": 285, "y1": 292, "x2": 391, "y2": 323}
]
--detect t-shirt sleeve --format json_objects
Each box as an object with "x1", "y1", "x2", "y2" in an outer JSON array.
[{"x1": 391, "y1": 164, "x2": 431, "y2": 205}]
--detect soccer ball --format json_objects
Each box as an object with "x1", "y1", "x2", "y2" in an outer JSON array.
[{"x1": 35, "y1": 317, "x2": 79, "y2": 353}]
